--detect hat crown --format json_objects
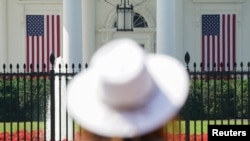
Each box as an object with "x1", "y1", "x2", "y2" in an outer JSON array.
[{"x1": 91, "y1": 39, "x2": 155, "y2": 109}]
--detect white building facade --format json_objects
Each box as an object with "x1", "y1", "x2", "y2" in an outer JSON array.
[{"x1": 1, "y1": 0, "x2": 250, "y2": 71}]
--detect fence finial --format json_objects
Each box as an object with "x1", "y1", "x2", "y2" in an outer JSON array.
[
  {"x1": 85, "y1": 63, "x2": 88, "y2": 69},
  {"x1": 184, "y1": 52, "x2": 190, "y2": 65},
  {"x1": 50, "y1": 53, "x2": 55, "y2": 66}
]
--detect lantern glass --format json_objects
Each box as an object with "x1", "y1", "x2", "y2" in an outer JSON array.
[{"x1": 117, "y1": 5, "x2": 133, "y2": 31}]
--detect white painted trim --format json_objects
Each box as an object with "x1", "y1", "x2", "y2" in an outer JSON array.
[
  {"x1": 101, "y1": 4, "x2": 156, "y2": 53},
  {"x1": 97, "y1": 28, "x2": 156, "y2": 32},
  {"x1": 97, "y1": 28, "x2": 156, "y2": 53},
  {"x1": 103, "y1": 0, "x2": 150, "y2": 6},
  {"x1": 192, "y1": 0, "x2": 245, "y2": 3},
  {"x1": 18, "y1": 0, "x2": 62, "y2": 4},
  {"x1": 105, "y1": 5, "x2": 155, "y2": 28}
]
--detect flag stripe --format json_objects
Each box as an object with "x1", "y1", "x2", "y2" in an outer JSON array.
[
  {"x1": 26, "y1": 15, "x2": 61, "y2": 72},
  {"x1": 57, "y1": 15, "x2": 60, "y2": 57},
  {"x1": 217, "y1": 33, "x2": 220, "y2": 71},
  {"x1": 52, "y1": 15, "x2": 55, "y2": 57},
  {"x1": 227, "y1": 15, "x2": 230, "y2": 68},
  {"x1": 26, "y1": 37, "x2": 29, "y2": 71},
  {"x1": 42, "y1": 35, "x2": 45, "y2": 70},
  {"x1": 32, "y1": 37, "x2": 34, "y2": 70},
  {"x1": 46, "y1": 15, "x2": 50, "y2": 72},
  {"x1": 212, "y1": 35, "x2": 215, "y2": 68},
  {"x1": 222, "y1": 15, "x2": 225, "y2": 70},
  {"x1": 36, "y1": 37, "x2": 39, "y2": 68},
  {"x1": 202, "y1": 14, "x2": 236, "y2": 71},
  {"x1": 233, "y1": 14, "x2": 236, "y2": 69},
  {"x1": 207, "y1": 36, "x2": 210, "y2": 68},
  {"x1": 202, "y1": 35, "x2": 205, "y2": 71}
]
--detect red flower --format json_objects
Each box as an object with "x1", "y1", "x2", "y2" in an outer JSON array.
[
  {"x1": 0, "y1": 130, "x2": 46, "y2": 141},
  {"x1": 0, "y1": 130, "x2": 208, "y2": 141},
  {"x1": 164, "y1": 133, "x2": 208, "y2": 141}
]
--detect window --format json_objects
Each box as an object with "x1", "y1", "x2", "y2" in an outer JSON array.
[{"x1": 114, "y1": 12, "x2": 148, "y2": 28}]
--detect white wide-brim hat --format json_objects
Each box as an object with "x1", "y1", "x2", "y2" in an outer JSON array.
[{"x1": 66, "y1": 38, "x2": 189, "y2": 138}]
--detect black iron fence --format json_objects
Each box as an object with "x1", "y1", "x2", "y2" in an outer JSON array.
[
  {"x1": 0, "y1": 54, "x2": 84, "y2": 141},
  {"x1": 0, "y1": 53, "x2": 250, "y2": 141},
  {"x1": 178, "y1": 52, "x2": 250, "y2": 141}
]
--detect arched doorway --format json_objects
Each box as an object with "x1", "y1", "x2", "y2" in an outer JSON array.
[
  {"x1": 98, "y1": 6, "x2": 156, "y2": 53},
  {"x1": 111, "y1": 12, "x2": 155, "y2": 53}
]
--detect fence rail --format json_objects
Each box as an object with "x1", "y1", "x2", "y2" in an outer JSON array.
[{"x1": 0, "y1": 53, "x2": 250, "y2": 141}]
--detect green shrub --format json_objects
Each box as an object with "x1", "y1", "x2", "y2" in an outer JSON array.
[
  {"x1": 0, "y1": 76, "x2": 50, "y2": 121},
  {"x1": 180, "y1": 77, "x2": 250, "y2": 120}
]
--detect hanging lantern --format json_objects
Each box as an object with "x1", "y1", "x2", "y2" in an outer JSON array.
[{"x1": 116, "y1": 0, "x2": 134, "y2": 31}]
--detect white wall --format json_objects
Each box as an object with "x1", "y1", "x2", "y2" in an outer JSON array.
[
  {"x1": 241, "y1": 0, "x2": 250, "y2": 65},
  {"x1": 3, "y1": 0, "x2": 250, "y2": 70},
  {"x1": 8, "y1": 0, "x2": 25, "y2": 65}
]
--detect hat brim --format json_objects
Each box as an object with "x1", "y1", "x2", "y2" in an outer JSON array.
[{"x1": 66, "y1": 54, "x2": 189, "y2": 137}]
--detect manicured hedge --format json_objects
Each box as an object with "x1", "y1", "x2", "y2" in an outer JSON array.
[
  {"x1": 180, "y1": 78, "x2": 250, "y2": 120},
  {"x1": 0, "y1": 76, "x2": 50, "y2": 121}
]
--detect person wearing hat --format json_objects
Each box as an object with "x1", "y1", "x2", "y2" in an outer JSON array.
[{"x1": 66, "y1": 38, "x2": 190, "y2": 141}]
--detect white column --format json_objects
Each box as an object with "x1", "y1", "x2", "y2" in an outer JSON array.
[
  {"x1": 62, "y1": 0, "x2": 83, "y2": 138},
  {"x1": 63, "y1": 0, "x2": 83, "y2": 65},
  {"x1": 156, "y1": 0, "x2": 176, "y2": 57},
  {"x1": 0, "y1": 0, "x2": 7, "y2": 66},
  {"x1": 82, "y1": 0, "x2": 96, "y2": 67},
  {"x1": 175, "y1": 0, "x2": 184, "y2": 60}
]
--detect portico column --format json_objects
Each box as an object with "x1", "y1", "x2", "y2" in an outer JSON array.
[
  {"x1": 63, "y1": 0, "x2": 83, "y2": 65},
  {"x1": 82, "y1": 0, "x2": 96, "y2": 66},
  {"x1": 0, "y1": 0, "x2": 7, "y2": 66},
  {"x1": 156, "y1": 0, "x2": 176, "y2": 57}
]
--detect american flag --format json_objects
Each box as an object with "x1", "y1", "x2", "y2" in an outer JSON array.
[
  {"x1": 202, "y1": 14, "x2": 236, "y2": 71},
  {"x1": 26, "y1": 15, "x2": 61, "y2": 72}
]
